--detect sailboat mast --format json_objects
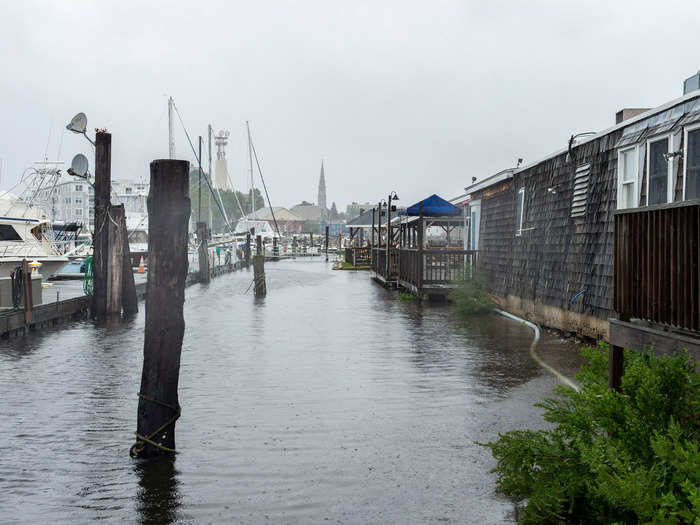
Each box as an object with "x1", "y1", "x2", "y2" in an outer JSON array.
[
  {"x1": 208, "y1": 125, "x2": 213, "y2": 231},
  {"x1": 168, "y1": 97, "x2": 175, "y2": 159},
  {"x1": 246, "y1": 121, "x2": 254, "y2": 216}
]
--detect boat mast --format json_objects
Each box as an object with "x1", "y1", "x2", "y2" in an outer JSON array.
[
  {"x1": 246, "y1": 121, "x2": 254, "y2": 216},
  {"x1": 207, "y1": 125, "x2": 213, "y2": 231},
  {"x1": 168, "y1": 96, "x2": 176, "y2": 159}
]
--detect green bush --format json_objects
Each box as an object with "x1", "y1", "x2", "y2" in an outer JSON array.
[
  {"x1": 481, "y1": 343, "x2": 700, "y2": 524},
  {"x1": 448, "y1": 267, "x2": 493, "y2": 315},
  {"x1": 397, "y1": 292, "x2": 416, "y2": 301}
]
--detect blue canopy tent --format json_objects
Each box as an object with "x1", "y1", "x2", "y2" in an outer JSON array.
[{"x1": 404, "y1": 194, "x2": 462, "y2": 217}]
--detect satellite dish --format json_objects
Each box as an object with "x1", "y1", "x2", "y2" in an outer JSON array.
[
  {"x1": 70, "y1": 154, "x2": 89, "y2": 177},
  {"x1": 66, "y1": 112, "x2": 88, "y2": 134}
]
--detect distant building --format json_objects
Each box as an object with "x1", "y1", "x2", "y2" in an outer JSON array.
[
  {"x1": 36, "y1": 177, "x2": 148, "y2": 230},
  {"x1": 345, "y1": 201, "x2": 373, "y2": 221},
  {"x1": 36, "y1": 177, "x2": 94, "y2": 227},
  {"x1": 214, "y1": 130, "x2": 231, "y2": 190},
  {"x1": 244, "y1": 206, "x2": 305, "y2": 233}
]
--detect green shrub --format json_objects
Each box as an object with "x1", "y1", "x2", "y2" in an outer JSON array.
[
  {"x1": 481, "y1": 343, "x2": 700, "y2": 524},
  {"x1": 397, "y1": 292, "x2": 416, "y2": 301},
  {"x1": 448, "y1": 267, "x2": 493, "y2": 315}
]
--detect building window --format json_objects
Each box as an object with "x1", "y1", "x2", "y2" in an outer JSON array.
[
  {"x1": 684, "y1": 126, "x2": 700, "y2": 200},
  {"x1": 617, "y1": 146, "x2": 638, "y2": 209},
  {"x1": 125, "y1": 187, "x2": 133, "y2": 194},
  {"x1": 75, "y1": 198, "x2": 82, "y2": 205},
  {"x1": 647, "y1": 136, "x2": 671, "y2": 205},
  {"x1": 515, "y1": 187, "x2": 525, "y2": 236},
  {"x1": 75, "y1": 185, "x2": 82, "y2": 192},
  {"x1": 571, "y1": 164, "x2": 590, "y2": 218},
  {"x1": 75, "y1": 209, "x2": 82, "y2": 217}
]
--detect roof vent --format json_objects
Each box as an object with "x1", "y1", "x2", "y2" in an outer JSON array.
[{"x1": 684, "y1": 71, "x2": 700, "y2": 95}]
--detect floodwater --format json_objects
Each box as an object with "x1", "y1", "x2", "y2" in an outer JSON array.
[{"x1": 0, "y1": 259, "x2": 584, "y2": 524}]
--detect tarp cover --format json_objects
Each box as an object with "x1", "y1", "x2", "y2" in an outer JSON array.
[{"x1": 404, "y1": 194, "x2": 462, "y2": 216}]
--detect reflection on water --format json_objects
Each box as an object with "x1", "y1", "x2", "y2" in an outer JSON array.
[
  {"x1": 134, "y1": 457, "x2": 181, "y2": 525},
  {"x1": 0, "y1": 259, "x2": 583, "y2": 524}
]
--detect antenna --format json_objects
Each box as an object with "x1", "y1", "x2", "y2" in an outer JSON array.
[{"x1": 68, "y1": 153, "x2": 89, "y2": 178}]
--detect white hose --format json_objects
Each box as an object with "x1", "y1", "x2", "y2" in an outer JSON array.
[{"x1": 494, "y1": 308, "x2": 580, "y2": 391}]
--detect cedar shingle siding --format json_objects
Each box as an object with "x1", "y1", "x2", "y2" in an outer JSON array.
[{"x1": 476, "y1": 132, "x2": 623, "y2": 325}]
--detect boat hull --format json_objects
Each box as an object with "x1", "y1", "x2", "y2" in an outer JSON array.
[{"x1": 0, "y1": 257, "x2": 69, "y2": 278}]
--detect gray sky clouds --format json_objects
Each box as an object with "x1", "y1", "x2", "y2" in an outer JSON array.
[{"x1": 1, "y1": 0, "x2": 699, "y2": 210}]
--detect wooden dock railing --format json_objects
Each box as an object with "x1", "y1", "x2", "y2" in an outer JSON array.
[
  {"x1": 345, "y1": 247, "x2": 371, "y2": 266},
  {"x1": 614, "y1": 202, "x2": 700, "y2": 331},
  {"x1": 398, "y1": 249, "x2": 477, "y2": 291}
]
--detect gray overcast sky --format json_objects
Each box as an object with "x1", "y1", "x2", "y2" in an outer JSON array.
[{"x1": 1, "y1": 0, "x2": 699, "y2": 211}]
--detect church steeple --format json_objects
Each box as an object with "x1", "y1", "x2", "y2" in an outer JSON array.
[{"x1": 317, "y1": 160, "x2": 327, "y2": 219}]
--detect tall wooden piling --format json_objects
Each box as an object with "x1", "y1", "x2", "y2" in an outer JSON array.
[
  {"x1": 197, "y1": 222, "x2": 210, "y2": 283},
  {"x1": 92, "y1": 131, "x2": 112, "y2": 319},
  {"x1": 253, "y1": 235, "x2": 266, "y2": 297},
  {"x1": 325, "y1": 225, "x2": 329, "y2": 261},
  {"x1": 132, "y1": 159, "x2": 190, "y2": 458}
]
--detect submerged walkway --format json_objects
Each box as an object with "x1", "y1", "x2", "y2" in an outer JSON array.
[{"x1": 0, "y1": 258, "x2": 584, "y2": 524}]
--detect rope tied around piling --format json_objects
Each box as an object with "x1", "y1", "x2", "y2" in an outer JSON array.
[{"x1": 129, "y1": 392, "x2": 181, "y2": 457}]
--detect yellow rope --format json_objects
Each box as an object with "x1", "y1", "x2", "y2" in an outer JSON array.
[{"x1": 129, "y1": 392, "x2": 181, "y2": 457}]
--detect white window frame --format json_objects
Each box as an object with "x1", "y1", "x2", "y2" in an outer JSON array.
[
  {"x1": 469, "y1": 200, "x2": 481, "y2": 250},
  {"x1": 646, "y1": 134, "x2": 673, "y2": 205},
  {"x1": 617, "y1": 145, "x2": 639, "y2": 210},
  {"x1": 515, "y1": 187, "x2": 525, "y2": 236},
  {"x1": 683, "y1": 123, "x2": 700, "y2": 201}
]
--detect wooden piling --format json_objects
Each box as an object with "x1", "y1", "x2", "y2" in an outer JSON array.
[
  {"x1": 119, "y1": 205, "x2": 138, "y2": 315},
  {"x1": 245, "y1": 233, "x2": 251, "y2": 267},
  {"x1": 197, "y1": 222, "x2": 210, "y2": 283},
  {"x1": 107, "y1": 204, "x2": 125, "y2": 314},
  {"x1": 92, "y1": 131, "x2": 112, "y2": 319},
  {"x1": 253, "y1": 235, "x2": 266, "y2": 297},
  {"x1": 132, "y1": 159, "x2": 190, "y2": 459},
  {"x1": 325, "y1": 225, "x2": 329, "y2": 261},
  {"x1": 22, "y1": 259, "x2": 33, "y2": 325}
]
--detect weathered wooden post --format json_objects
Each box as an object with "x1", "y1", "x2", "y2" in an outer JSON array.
[
  {"x1": 131, "y1": 159, "x2": 190, "y2": 459},
  {"x1": 418, "y1": 202, "x2": 424, "y2": 296},
  {"x1": 253, "y1": 235, "x2": 266, "y2": 297},
  {"x1": 107, "y1": 204, "x2": 125, "y2": 313},
  {"x1": 22, "y1": 259, "x2": 33, "y2": 325},
  {"x1": 119, "y1": 206, "x2": 138, "y2": 315},
  {"x1": 92, "y1": 131, "x2": 111, "y2": 318},
  {"x1": 245, "y1": 233, "x2": 251, "y2": 267},
  {"x1": 292, "y1": 235, "x2": 297, "y2": 257},
  {"x1": 386, "y1": 194, "x2": 392, "y2": 280},
  {"x1": 325, "y1": 225, "x2": 329, "y2": 261},
  {"x1": 197, "y1": 222, "x2": 210, "y2": 283}
]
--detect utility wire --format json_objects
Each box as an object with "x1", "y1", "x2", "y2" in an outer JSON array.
[
  {"x1": 172, "y1": 102, "x2": 233, "y2": 233},
  {"x1": 250, "y1": 140, "x2": 281, "y2": 238}
]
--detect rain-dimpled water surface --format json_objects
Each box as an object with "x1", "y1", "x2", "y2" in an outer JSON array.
[{"x1": 0, "y1": 259, "x2": 584, "y2": 524}]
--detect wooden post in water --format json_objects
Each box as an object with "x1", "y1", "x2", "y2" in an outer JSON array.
[
  {"x1": 386, "y1": 195, "x2": 392, "y2": 281},
  {"x1": 92, "y1": 131, "x2": 112, "y2": 319},
  {"x1": 254, "y1": 235, "x2": 266, "y2": 297},
  {"x1": 119, "y1": 206, "x2": 138, "y2": 315},
  {"x1": 132, "y1": 159, "x2": 190, "y2": 459},
  {"x1": 22, "y1": 259, "x2": 33, "y2": 325},
  {"x1": 197, "y1": 222, "x2": 210, "y2": 283},
  {"x1": 325, "y1": 225, "x2": 329, "y2": 261},
  {"x1": 245, "y1": 233, "x2": 251, "y2": 267},
  {"x1": 107, "y1": 204, "x2": 125, "y2": 313}
]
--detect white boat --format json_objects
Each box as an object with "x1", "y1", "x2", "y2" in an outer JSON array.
[{"x1": 0, "y1": 192, "x2": 69, "y2": 277}]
